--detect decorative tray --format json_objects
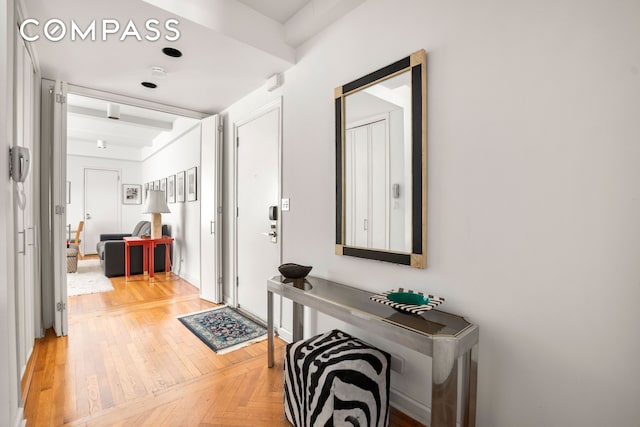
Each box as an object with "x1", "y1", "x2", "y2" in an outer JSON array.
[{"x1": 370, "y1": 288, "x2": 445, "y2": 315}]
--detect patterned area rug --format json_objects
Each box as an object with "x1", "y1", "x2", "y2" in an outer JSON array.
[
  {"x1": 178, "y1": 306, "x2": 267, "y2": 354},
  {"x1": 67, "y1": 259, "x2": 114, "y2": 296}
]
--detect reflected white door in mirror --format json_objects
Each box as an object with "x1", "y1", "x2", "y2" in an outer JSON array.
[
  {"x1": 336, "y1": 50, "x2": 427, "y2": 268},
  {"x1": 344, "y1": 70, "x2": 412, "y2": 253}
]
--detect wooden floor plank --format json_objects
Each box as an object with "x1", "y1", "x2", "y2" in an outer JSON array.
[{"x1": 24, "y1": 272, "x2": 425, "y2": 427}]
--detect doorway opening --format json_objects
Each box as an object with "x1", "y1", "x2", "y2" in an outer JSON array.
[{"x1": 42, "y1": 81, "x2": 210, "y2": 336}]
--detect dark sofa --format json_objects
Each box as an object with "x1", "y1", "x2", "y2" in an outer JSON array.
[{"x1": 96, "y1": 221, "x2": 172, "y2": 277}]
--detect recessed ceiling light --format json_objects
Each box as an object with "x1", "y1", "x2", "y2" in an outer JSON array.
[
  {"x1": 141, "y1": 81, "x2": 157, "y2": 89},
  {"x1": 162, "y1": 47, "x2": 182, "y2": 58},
  {"x1": 97, "y1": 140, "x2": 107, "y2": 149}
]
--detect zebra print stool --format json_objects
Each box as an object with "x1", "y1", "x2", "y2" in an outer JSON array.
[{"x1": 284, "y1": 329, "x2": 390, "y2": 427}]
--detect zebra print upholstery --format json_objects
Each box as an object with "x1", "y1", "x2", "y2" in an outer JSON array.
[{"x1": 284, "y1": 329, "x2": 390, "y2": 427}]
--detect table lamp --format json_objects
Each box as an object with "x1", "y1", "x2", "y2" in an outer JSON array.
[{"x1": 143, "y1": 190, "x2": 170, "y2": 239}]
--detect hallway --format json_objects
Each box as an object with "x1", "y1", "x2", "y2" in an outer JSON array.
[
  {"x1": 24, "y1": 273, "x2": 290, "y2": 426},
  {"x1": 23, "y1": 273, "x2": 422, "y2": 426}
]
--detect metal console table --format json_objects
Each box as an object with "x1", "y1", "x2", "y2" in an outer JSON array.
[{"x1": 267, "y1": 275, "x2": 479, "y2": 427}]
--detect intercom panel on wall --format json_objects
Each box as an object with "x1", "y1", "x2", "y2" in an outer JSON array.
[{"x1": 9, "y1": 146, "x2": 31, "y2": 182}]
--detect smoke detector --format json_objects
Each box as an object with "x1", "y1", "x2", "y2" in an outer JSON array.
[{"x1": 151, "y1": 66, "x2": 167, "y2": 78}]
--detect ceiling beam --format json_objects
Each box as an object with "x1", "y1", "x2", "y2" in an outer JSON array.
[
  {"x1": 284, "y1": 0, "x2": 366, "y2": 47},
  {"x1": 142, "y1": 0, "x2": 295, "y2": 64},
  {"x1": 67, "y1": 105, "x2": 174, "y2": 131},
  {"x1": 66, "y1": 131, "x2": 154, "y2": 148}
]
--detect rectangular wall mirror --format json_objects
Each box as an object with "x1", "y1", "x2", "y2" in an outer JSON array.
[{"x1": 335, "y1": 49, "x2": 427, "y2": 268}]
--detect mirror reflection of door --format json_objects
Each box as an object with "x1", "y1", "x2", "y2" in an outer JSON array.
[{"x1": 344, "y1": 71, "x2": 412, "y2": 253}]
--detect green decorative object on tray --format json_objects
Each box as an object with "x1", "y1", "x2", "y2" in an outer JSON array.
[
  {"x1": 387, "y1": 292, "x2": 430, "y2": 306},
  {"x1": 370, "y1": 288, "x2": 445, "y2": 315}
]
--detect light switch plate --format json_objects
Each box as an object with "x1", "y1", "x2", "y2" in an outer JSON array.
[{"x1": 281, "y1": 198, "x2": 290, "y2": 211}]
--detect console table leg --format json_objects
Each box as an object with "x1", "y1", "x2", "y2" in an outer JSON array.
[
  {"x1": 149, "y1": 242, "x2": 155, "y2": 280},
  {"x1": 267, "y1": 290, "x2": 274, "y2": 368},
  {"x1": 461, "y1": 344, "x2": 478, "y2": 427},
  {"x1": 432, "y1": 337, "x2": 458, "y2": 427},
  {"x1": 143, "y1": 244, "x2": 148, "y2": 277},
  {"x1": 292, "y1": 301, "x2": 304, "y2": 342},
  {"x1": 165, "y1": 243, "x2": 170, "y2": 277},
  {"x1": 125, "y1": 243, "x2": 130, "y2": 281}
]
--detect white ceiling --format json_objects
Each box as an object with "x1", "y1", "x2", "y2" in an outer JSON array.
[
  {"x1": 66, "y1": 93, "x2": 199, "y2": 161},
  {"x1": 24, "y1": 0, "x2": 366, "y2": 161},
  {"x1": 23, "y1": 0, "x2": 365, "y2": 114}
]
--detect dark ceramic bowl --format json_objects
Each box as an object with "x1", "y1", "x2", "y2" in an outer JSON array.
[{"x1": 278, "y1": 263, "x2": 312, "y2": 279}]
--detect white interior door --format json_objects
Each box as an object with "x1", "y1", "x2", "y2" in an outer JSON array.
[
  {"x1": 14, "y1": 39, "x2": 38, "y2": 374},
  {"x1": 83, "y1": 169, "x2": 120, "y2": 255},
  {"x1": 235, "y1": 103, "x2": 281, "y2": 322},
  {"x1": 201, "y1": 115, "x2": 222, "y2": 302},
  {"x1": 14, "y1": 35, "x2": 27, "y2": 373}
]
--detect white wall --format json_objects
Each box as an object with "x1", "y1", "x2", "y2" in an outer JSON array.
[
  {"x1": 221, "y1": 0, "x2": 640, "y2": 425},
  {"x1": 142, "y1": 124, "x2": 202, "y2": 287},
  {"x1": 66, "y1": 155, "x2": 143, "y2": 246}
]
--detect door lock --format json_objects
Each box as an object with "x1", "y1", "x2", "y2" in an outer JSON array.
[
  {"x1": 268, "y1": 224, "x2": 277, "y2": 243},
  {"x1": 268, "y1": 205, "x2": 278, "y2": 243}
]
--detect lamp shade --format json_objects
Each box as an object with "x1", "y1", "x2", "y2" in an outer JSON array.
[{"x1": 143, "y1": 190, "x2": 170, "y2": 214}]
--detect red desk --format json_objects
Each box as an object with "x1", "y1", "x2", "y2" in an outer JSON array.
[{"x1": 123, "y1": 236, "x2": 174, "y2": 280}]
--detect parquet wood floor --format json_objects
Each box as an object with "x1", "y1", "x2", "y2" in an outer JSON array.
[{"x1": 24, "y1": 270, "x2": 425, "y2": 426}]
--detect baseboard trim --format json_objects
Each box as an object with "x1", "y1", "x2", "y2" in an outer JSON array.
[
  {"x1": 275, "y1": 327, "x2": 292, "y2": 343},
  {"x1": 389, "y1": 387, "x2": 430, "y2": 426},
  {"x1": 20, "y1": 339, "x2": 39, "y2": 404},
  {"x1": 178, "y1": 272, "x2": 200, "y2": 288},
  {"x1": 13, "y1": 407, "x2": 25, "y2": 427}
]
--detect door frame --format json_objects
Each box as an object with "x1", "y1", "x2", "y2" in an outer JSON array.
[
  {"x1": 200, "y1": 114, "x2": 223, "y2": 303},
  {"x1": 232, "y1": 98, "x2": 283, "y2": 311},
  {"x1": 83, "y1": 167, "x2": 122, "y2": 255},
  {"x1": 42, "y1": 83, "x2": 208, "y2": 333}
]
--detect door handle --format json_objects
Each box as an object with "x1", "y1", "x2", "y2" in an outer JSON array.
[
  {"x1": 210, "y1": 221, "x2": 215, "y2": 234},
  {"x1": 86, "y1": 213, "x2": 91, "y2": 220}
]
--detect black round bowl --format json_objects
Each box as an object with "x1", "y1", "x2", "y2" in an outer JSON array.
[{"x1": 278, "y1": 263, "x2": 312, "y2": 279}]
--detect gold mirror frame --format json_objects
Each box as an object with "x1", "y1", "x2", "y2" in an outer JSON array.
[{"x1": 335, "y1": 49, "x2": 427, "y2": 268}]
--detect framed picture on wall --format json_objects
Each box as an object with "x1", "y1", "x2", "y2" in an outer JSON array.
[
  {"x1": 187, "y1": 167, "x2": 197, "y2": 201},
  {"x1": 176, "y1": 171, "x2": 186, "y2": 203},
  {"x1": 160, "y1": 178, "x2": 167, "y2": 200},
  {"x1": 167, "y1": 174, "x2": 176, "y2": 203},
  {"x1": 154, "y1": 180, "x2": 160, "y2": 190},
  {"x1": 123, "y1": 184, "x2": 142, "y2": 205}
]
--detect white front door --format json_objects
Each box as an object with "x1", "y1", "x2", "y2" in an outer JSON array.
[
  {"x1": 83, "y1": 168, "x2": 120, "y2": 255},
  {"x1": 235, "y1": 102, "x2": 281, "y2": 321}
]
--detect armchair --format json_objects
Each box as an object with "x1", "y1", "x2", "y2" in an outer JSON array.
[{"x1": 96, "y1": 220, "x2": 172, "y2": 277}]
